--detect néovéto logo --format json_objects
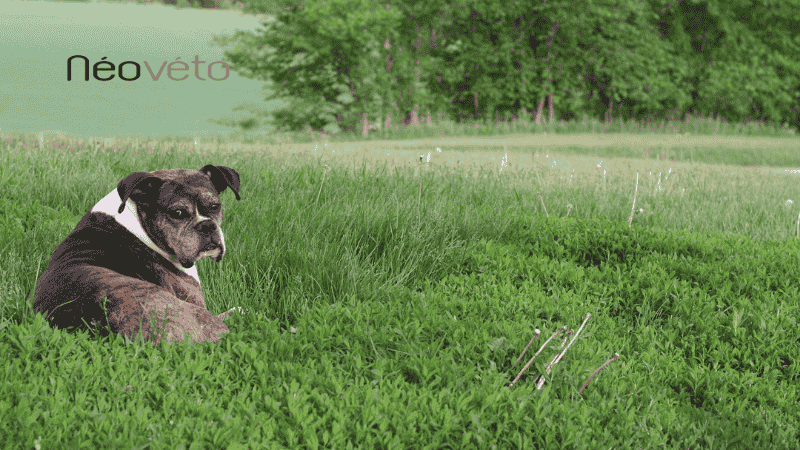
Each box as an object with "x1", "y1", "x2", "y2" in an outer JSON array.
[{"x1": 67, "y1": 55, "x2": 230, "y2": 81}]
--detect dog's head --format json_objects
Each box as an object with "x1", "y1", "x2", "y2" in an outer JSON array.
[{"x1": 116, "y1": 165, "x2": 241, "y2": 268}]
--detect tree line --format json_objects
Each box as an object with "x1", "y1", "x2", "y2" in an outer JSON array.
[{"x1": 218, "y1": 0, "x2": 800, "y2": 136}]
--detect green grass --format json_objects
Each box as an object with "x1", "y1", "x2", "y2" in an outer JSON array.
[
  {"x1": 351, "y1": 111, "x2": 798, "y2": 142},
  {"x1": 1, "y1": 120, "x2": 799, "y2": 448},
  {"x1": 220, "y1": 110, "x2": 797, "y2": 146}
]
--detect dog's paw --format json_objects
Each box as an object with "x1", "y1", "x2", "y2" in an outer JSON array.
[{"x1": 218, "y1": 306, "x2": 245, "y2": 321}]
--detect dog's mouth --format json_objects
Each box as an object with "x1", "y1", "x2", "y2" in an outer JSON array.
[
  {"x1": 175, "y1": 245, "x2": 223, "y2": 268},
  {"x1": 198, "y1": 245, "x2": 224, "y2": 262}
]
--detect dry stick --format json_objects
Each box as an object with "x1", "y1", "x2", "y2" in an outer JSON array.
[
  {"x1": 566, "y1": 204, "x2": 573, "y2": 217},
  {"x1": 534, "y1": 161, "x2": 544, "y2": 189},
  {"x1": 557, "y1": 329, "x2": 574, "y2": 349},
  {"x1": 314, "y1": 165, "x2": 329, "y2": 203},
  {"x1": 578, "y1": 352, "x2": 620, "y2": 395},
  {"x1": 535, "y1": 330, "x2": 572, "y2": 386},
  {"x1": 501, "y1": 144, "x2": 508, "y2": 177},
  {"x1": 538, "y1": 192, "x2": 549, "y2": 217},
  {"x1": 627, "y1": 170, "x2": 640, "y2": 228},
  {"x1": 536, "y1": 313, "x2": 592, "y2": 390},
  {"x1": 511, "y1": 329, "x2": 541, "y2": 370},
  {"x1": 507, "y1": 326, "x2": 566, "y2": 388},
  {"x1": 418, "y1": 155, "x2": 424, "y2": 206},
  {"x1": 533, "y1": 145, "x2": 546, "y2": 185},
  {"x1": 796, "y1": 212, "x2": 799, "y2": 239}
]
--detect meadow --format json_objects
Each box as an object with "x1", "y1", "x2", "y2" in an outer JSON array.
[{"x1": 1, "y1": 115, "x2": 799, "y2": 448}]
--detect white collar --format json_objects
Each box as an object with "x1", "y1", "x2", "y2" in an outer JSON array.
[{"x1": 90, "y1": 189, "x2": 201, "y2": 286}]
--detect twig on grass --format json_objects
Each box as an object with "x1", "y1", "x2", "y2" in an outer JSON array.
[
  {"x1": 534, "y1": 162, "x2": 543, "y2": 189},
  {"x1": 500, "y1": 144, "x2": 508, "y2": 177},
  {"x1": 578, "y1": 352, "x2": 620, "y2": 395},
  {"x1": 627, "y1": 170, "x2": 639, "y2": 228},
  {"x1": 511, "y1": 329, "x2": 541, "y2": 370},
  {"x1": 418, "y1": 154, "x2": 424, "y2": 206},
  {"x1": 315, "y1": 164, "x2": 330, "y2": 204},
  {"x1": 416, "y1": 149, "x2": 439, "y2": 206},
  {"x1": 565, "y1": 204, "x2": 573, "y2": 217},
  {"x1": 536, "y1": 313, "x2": 591, "y2": 390},
  {"x1": 508, "y1": 326, "x2": 566, "y2": 388},
  {"x1": 538, "y1": 192, "x2": 549, "y2": 217},
  {"x1": 557, "y1": 329, "x2": 574, "y2": 349}
]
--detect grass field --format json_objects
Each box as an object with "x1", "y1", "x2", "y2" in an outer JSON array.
[{"x1": 1, "y1": 117, "x2": 799, "y2": 448}]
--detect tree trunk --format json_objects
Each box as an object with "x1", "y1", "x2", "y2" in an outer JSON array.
[
  {"x1": 384, "y1": 36, "x2": 393, "y2": 73},
  {"x1": 406, "y1": 23, "x2": 429, "y2": 129},
  {"x1": 544, "y1": 22, "x2": 557, "y2": 125},
  {"x1": 410, "y1": 58, "x2": 421, "y2": 128},
  {"x1": 535, "y1": 98, "x2": 545, "y2": 124},
  {"x1": 382, "y1": 35, "x2": 393, "y2": 133},
  {"x1": 359, "y1": 111, "x2": 369, "y2": 137},
  {"x1": 408, "y1": 105, "x2": 419, "y2": 127},
  {"x1": 425, "y1": 28, "x2": 438, "y2": 128}
]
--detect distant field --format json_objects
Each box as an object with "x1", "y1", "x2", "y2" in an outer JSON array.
[
  {"x1": 153, "y1": 131, "x2": 800, "y2": 242},
  {"x1": 6, "y1": 130, "x2": 800, "y2": 242}
]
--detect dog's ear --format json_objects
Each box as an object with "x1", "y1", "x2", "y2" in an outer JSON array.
[
  {"x1": 200, "y1": 165, "x2": 241, "y2": 200},
  {"x1": 116, "y1": 172, "x2": 164, "y2": 214}
]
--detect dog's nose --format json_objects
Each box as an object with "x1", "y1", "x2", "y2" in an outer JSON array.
[{"x1": 196, "y1": 220, "x2": 218, "y2": 234}]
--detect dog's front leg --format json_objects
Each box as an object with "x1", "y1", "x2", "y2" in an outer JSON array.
[{"x1": 218, "y1": 306, "x2": 245, "y2": 321}]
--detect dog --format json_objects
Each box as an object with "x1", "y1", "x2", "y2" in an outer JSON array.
[{"x1": 32, "y1": 165, "x2": 242, "y2": 344}]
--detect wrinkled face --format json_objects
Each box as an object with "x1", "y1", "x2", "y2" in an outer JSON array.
[{"x1": 135, "y1": 170, "x2": 226, "y2": 268}]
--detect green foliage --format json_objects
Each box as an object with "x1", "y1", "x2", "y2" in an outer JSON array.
[
  {"x1": 5, "y1": 209, "x2": 799, "y2": 448},
  {"x1": 223, "y1": 0, "x2": 407, "y2": 133},
  {"x1": 0, "y1": 197, "x2": 79, "y2": 235},
  {"x1": 4, "y1": 131, "x2": 800, "y2": 447},
  {"x1": 218, "y1": 0, "x2": 800, "y2": 134},
  {"x1": 645, "y1": 0, "x2": 800, "y2": 126},
  {"x1": 440, "y1": 0, "x2": 689, "y2": 122}
]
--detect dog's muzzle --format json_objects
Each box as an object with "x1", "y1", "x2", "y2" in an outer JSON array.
[{"x1": 197, "y1": 220, "x2": 226, "y2": 262}]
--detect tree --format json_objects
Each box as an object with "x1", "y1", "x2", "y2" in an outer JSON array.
[
  {"x1": 223, "y1": 0, "x2": 406, "y2": 134},
  {"x1": 381, "y1": 0, "x2": 465, "y2": 128},
  {"x1": 222, "y1": 0, "x2": 800, "y2": 134},
  {"x1": 651, "y1": 0, "x2": 800, "y2": 128},
  {"x1": 429, "y1": 0, "x2": 687, "y2": 124}
]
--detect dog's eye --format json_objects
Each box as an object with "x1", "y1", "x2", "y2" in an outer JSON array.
[
  {"x1": 169, "y1": 209, "x2": 188, "y2": 219},
  {"x1": 208, "y1": 204, "x2": 221, "y2": 213}
]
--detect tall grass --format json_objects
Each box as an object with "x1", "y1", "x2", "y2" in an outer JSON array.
[
  {"x1": 4, "y1": 123, "x2": 800, "y2": 318},
  {"x1": 1, "y1": 120, "x2": 798, "y2": 448}
]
